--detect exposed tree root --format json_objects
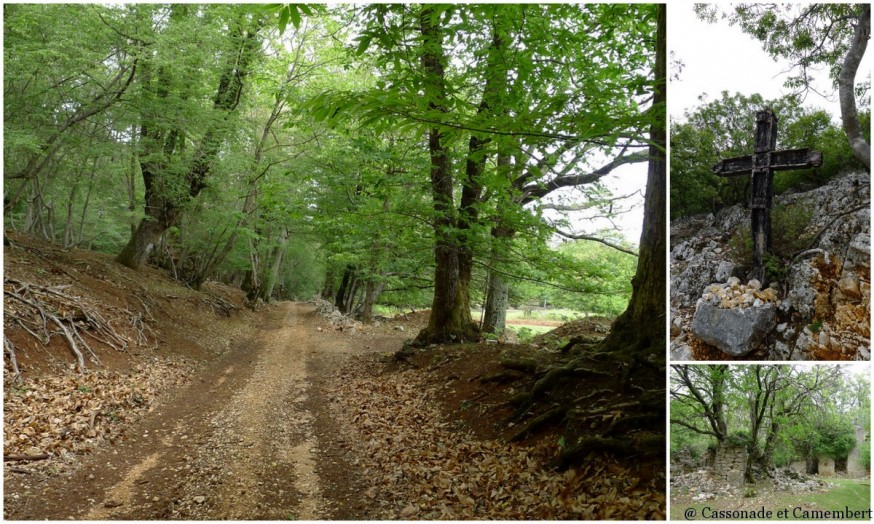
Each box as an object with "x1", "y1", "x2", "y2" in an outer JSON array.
[
  {"x1": 3, "y1": 277, "x2": 141, "y2": 374},
  {"x1": 3, "y1": 454, "x2": 51, "y2": 462},
  {"x1": 550, "y1": 434, "x2": 665, "y2": 471},
  {"x1": 479, "y1": 369, "x2": 526, "y2": 383},
  {"x1": 510, "y1": 405, "x2": 566, "y2": 442},
  {"x1": 4, "y1": 335, "x2": 22, "y2": 383}
]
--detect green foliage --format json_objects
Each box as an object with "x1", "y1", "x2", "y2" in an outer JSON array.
[
  {"x1": 814, "y1": 416, "x2": 858, "y2": 459},
  {"x1": 4, "y1": 3, "x2": 657, "y2": 317},
  {"x1": 512, "y1": 326, "x2": 535, "y2": 344},
  {"x1": 727, "y1": 430, "x2": 752, "y2": 448},
  {"x1": 670, "y1": 91, "x2": 866, "y2": 219},
  {"x1": 726, "y1": 203, "x2": 814, "y2": 280},
  {"x1": 506, "y1": 235, "x2": 636, "y2": 317}
]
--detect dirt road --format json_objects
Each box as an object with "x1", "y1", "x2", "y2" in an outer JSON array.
[{"x1": 5, "y1": 303, "x2": 393, "y2": 519}]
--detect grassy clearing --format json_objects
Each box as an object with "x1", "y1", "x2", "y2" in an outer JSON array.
[{"x1": 670, "y1": 478, "x2": 871, "y2": 521}]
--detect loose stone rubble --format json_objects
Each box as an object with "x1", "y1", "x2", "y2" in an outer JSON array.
[{"x1": 671, "y1": 466, "x2": 829, "y2": 502}]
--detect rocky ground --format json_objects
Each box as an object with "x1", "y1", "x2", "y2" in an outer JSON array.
[
  {"x1": 670, "y1": 172, "x2": 870, "y2": 361},
  {"x1": 671, "y1": 467, "x2": 832, "y2": 503}
]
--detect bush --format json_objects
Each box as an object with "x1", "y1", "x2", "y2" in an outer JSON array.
[
  {"x1": 727, "y1": 203, "x2": 814, "y2": 281},
  {"x1": 727, "y1": 430, "x2": 752, "y2": 448}
]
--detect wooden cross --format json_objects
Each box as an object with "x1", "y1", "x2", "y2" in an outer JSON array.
[{"x1": 712, "y1": 109, "x2": 822, "y2": 284}]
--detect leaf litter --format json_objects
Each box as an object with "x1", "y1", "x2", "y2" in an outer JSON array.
[
  {"x1": 3, "y1": 359, "x2": 191, "y2": 468},
  {"x1": 328, "y1": 354, "x2": 665, "y2": 520}
]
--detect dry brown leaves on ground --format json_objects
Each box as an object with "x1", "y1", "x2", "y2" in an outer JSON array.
[
  {"x1": 3, "y1": 359, "x2": 191, "y2": 461},
  {"x1": 327, "y1": 355, "x2": 665, "y2": 520}
]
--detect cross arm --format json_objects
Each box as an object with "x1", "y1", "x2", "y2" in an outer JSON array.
[
  {"x1": 769, "y1": 148, "x2": 823, "y2": 172},
  {"x1": 712, "y1": 155, "x2": 752, "y2": 177},
  {"x1": 712, "y1": 148, "x2": 823, "y2": 177}
]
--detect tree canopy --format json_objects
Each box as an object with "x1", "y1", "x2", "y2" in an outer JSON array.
[{"x1": 4, "y1": 3, "x2": 663, "y2": 345}]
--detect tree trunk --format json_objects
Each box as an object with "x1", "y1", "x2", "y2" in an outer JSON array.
[
  {"x1": 361, "y1": 280, "x2": 377, "y2": 324},
  {"x1": 600, "y1": 4, "x2": 666, "y2": 358},
  {"x1": 482, "y1": 223, "x2": 515, "y2": 334},
  {"x1": 413, "y1": 5, "x2": 481, "y2": 345},
  {"x1": 838, "y1": 4, "x2": 870, "y2": 169},
  {"x1": 258, "y1": 245, "x2": 285, "y2": 302},
  {"x1": 482, "y1": 271, "x2": 509, "y2": 335},
  {"x1": 344, "y1": 278, "x2": 360, "y2": 315},
  {"x1": 76, "y1": 170, "x2": 96, "y2": 246},
  {"x1": 116, "y1": 217, "x2": 167, "y2": 269},
  {"x1": 321, "y1": 267, "x2": 336, "y2": 300},
  {"x1": 334, "y1": 266, "x2": 353, "y2": 311},
  {"x1": 116, "y1": 16, "x2": 260, "y2": 270},
  {"x1": 761, "y1": 420, "x2": 780, "y2": 471}
]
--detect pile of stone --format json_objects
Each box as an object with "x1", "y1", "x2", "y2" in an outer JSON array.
[
  {"x1": 772, "y1": 468, "x2": 829, "y2": 492},
  {"x1": 700, "y1": 278, "x2": 780, "y2": 309},
  {"x1": 689, "y1": 278, "x2": 779, "y2": 357},
  {"x1": 309, "y1": 296, "x2": 364, "y2": 334},
  {"x1": 670, "y1": 470, "x2": 741, "y2": 500}
]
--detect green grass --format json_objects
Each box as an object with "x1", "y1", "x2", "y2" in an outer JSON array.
[
  {"x1": 503, "y1": 308, "x2": 586, "y2": 322},
  {"x1": 506, "y1": 324, "x2": 553, "y2": 335},
  {"x1": 671, "y1": 478, "x2": 871, "y2": 520},
  {"x1": 371, "y1": 305, "x2": 587, "y2": 334}
]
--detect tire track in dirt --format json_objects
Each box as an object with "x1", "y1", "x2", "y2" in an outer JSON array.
[
  {"x1": 4, "y1": 302, "x2": 385, "y2": 520},
  {"x1": 201, "y1": 302, "x2": 326, "y2": 519}
]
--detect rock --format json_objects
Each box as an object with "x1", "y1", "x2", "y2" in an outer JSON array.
[
  {"x1": 858, "y1": 347, "x2": 870, "y2": 360},
  {"x1": 770, "y1": 341, "x2": 791, "y2": 360},
  {"x1": 394, "y1": 325, "x2": 405, "y2": 332},
  {"x1": 748, "y1": 279, "x2": 762, "y2": 290},
  {"x1": 727, "y1": 276, "x2": 741, "y2": 287},
  {"x1": 715, "y1": 261, "x2": 735, "y2": 282},
  {"x1": 837, "y1": 275, "x2": 861, "y2": 299},
  {"x1": 670, "y1": 336, "x2": 693, "y2": 361},
  {"x1": 847, "y1": 232, "x2": 871, "y2": 268},
  {"x1": 776, "y1": 323, "x2": 787, "y2": 333},
  {"x1": 787, "y1": 261, "x2": 820, "y2": 319},
  {"x1": 818, "y1": 331, "x2": 829, "y2": 346},
  {"x1": 691, "y1": 302, "x2": 777, "y2": 356},
  {"x1": 193, "y1": 496, "x2": 206, "y2": 504}
]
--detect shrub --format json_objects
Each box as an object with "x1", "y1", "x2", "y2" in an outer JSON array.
[
  {"x1": 727, "y1": 430, "x2": 752, "y2": 448},
  {"x1": 727, "y1": 203, "x2": 814, "y2": 281}
]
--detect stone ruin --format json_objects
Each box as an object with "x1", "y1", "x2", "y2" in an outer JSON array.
[
  {"x1": 786, "y1": 427, "x2": 869, "y2": 478},
  {"x1": 710, "y1": 444, "x2": 748, "y2": 485},
  {"x1": 846, "y1": 426, "x2": 869, "y2": 477},
  {"x1": 673, "y1": 443, "x2": 832, "y2": 497}
]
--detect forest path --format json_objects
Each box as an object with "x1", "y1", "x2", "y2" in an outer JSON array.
[{"x1": 8, "y1": 302, "x2": 383, "y2": 520}]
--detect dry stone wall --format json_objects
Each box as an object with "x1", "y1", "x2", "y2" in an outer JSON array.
[
  {"x1": 818, "y1": 456, "x2": 835, "y2": 476},
  {"x1": 711, "y1": 445, "x2": 747, "y2": 485}
]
